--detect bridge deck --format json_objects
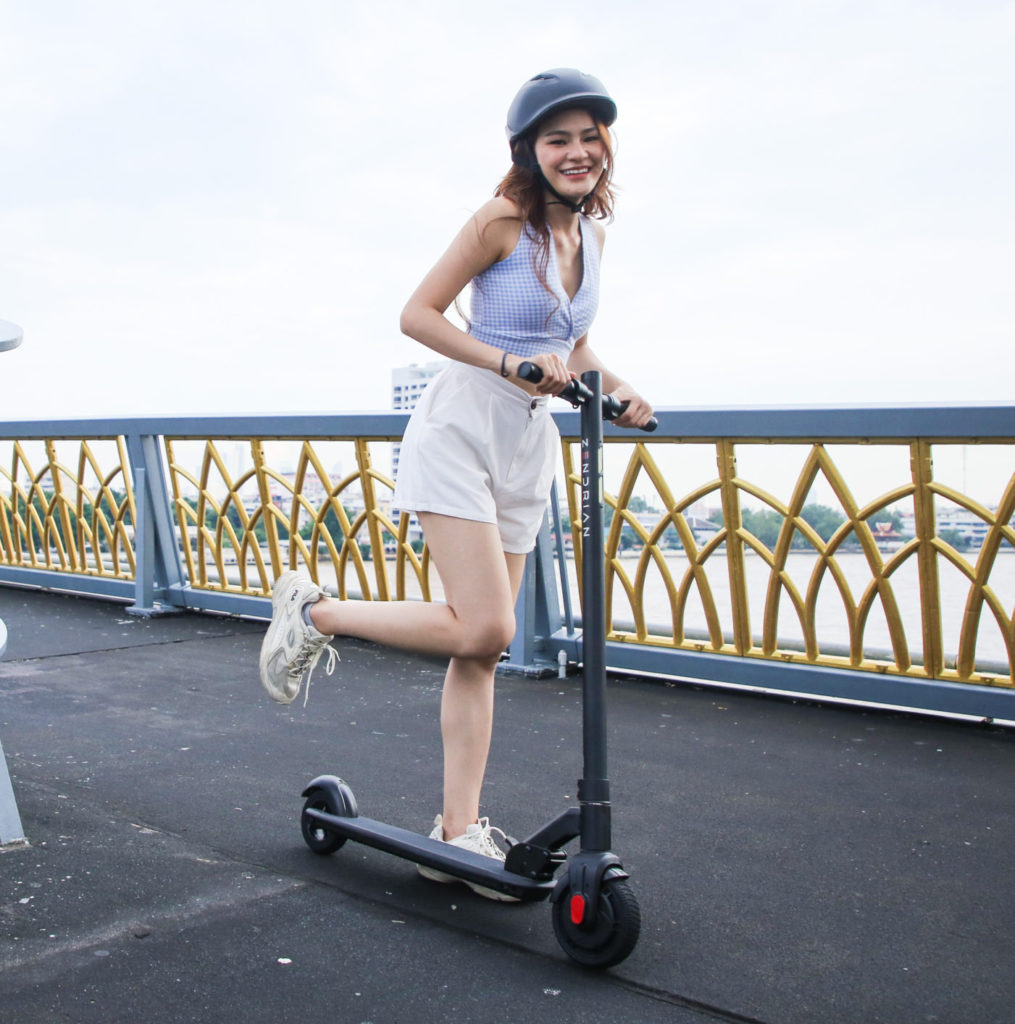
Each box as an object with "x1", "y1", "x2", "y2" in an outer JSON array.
[{"x1": 0, "y1": 586, "x2": 1011, "y2": 1023}]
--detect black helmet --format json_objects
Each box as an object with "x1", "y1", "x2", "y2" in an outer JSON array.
[{"x1": 505, "y1": 68, "x2": 617, "y2": 142}]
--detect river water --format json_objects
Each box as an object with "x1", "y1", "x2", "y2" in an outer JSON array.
[{"x1": 559, "y1": 548, "x2": 1015, "y2": 669}]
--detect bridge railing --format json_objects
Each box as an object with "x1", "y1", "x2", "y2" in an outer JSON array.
[{"x1": 2, "y1": 404, "x2": 1013, "y2": 721}]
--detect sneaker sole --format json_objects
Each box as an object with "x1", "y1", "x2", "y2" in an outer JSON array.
[
  {"x1": 416, "y1": 863, "x2": 521, "y2": 902},
  {"x1": 258, "y1": 571, "x2": 305, "y2": 704}
]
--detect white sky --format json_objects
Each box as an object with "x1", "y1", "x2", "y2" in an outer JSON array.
[{"x1": 1, "y1": 0, "x2": 1013, "y2": 421}]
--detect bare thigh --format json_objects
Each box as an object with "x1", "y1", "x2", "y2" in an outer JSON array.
[{"x1": 419, "y1": 512, "x2": 528, "y2": 655}]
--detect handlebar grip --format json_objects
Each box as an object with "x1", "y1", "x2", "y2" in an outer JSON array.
[
  {"x1": 517, "y1": 361, "x2": 592, "y2": 405},
  {"x1": 613, "y1": 398, "x2": 659, "y2": 433},
  {"x1": 516, "y1": 360, "x2": 542, "y2": 383},
  {"x1": 516, "y1": 360, "x2": 656, "y2": 431}
]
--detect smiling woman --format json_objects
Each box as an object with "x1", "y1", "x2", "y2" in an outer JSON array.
[{"x1": 257, "y1": 67, "x2": 654, "y2": 894}]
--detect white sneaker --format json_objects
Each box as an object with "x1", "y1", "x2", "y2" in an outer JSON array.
[
  {"x1": 259, "y1": 571, "x2": 339, "y2": 705},
  {"x1": 418, "y1": 815, "x2": 520, "y2": 902}
]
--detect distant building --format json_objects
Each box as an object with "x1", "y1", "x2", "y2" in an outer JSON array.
[
  {"x1": 897, "y1": 506, "x2": 1008, "y2": 548},
  {"x1": 392, "y1": 360, "x2": 445, "y2": 410}
]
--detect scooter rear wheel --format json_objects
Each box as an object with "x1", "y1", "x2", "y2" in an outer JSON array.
[
  {"x1": 552, "y1": 879, "x2": 641, "y2": 969},
  {"x1": 301, "y1": 790, "x2": 347, "y2": 855}
]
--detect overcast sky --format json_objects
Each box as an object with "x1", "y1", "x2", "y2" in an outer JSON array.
[{"x1": 1, "y1": 0, "x2": 1012, "y2": 421}]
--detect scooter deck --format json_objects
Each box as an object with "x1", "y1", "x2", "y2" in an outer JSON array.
[{"x1": 304, "y1": 809, "x2": 560, "y2": 902}]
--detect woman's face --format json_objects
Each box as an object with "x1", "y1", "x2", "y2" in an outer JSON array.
[{"x1": 532, "y1": 108, "x2": 605, "y2": 203}]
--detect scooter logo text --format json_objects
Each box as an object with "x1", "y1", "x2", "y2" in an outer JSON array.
[{"x1": 581, "y1": 438, "x2": 598, "y2": 538}]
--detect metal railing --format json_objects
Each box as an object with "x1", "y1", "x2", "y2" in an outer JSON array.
[{"x1": 2, "y1": 403, "x2": 1014, "y2": 721}]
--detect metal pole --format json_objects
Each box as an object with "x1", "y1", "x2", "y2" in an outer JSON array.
[
  {"x1": 0, "y1": 325, "x2": 27, "y2": 845},
  {"x1": 0, "y1": 618, "x2": 27, "y2": 845},
  {"x1": 579, "y1": 372, "x2": 610, "y2": 850}
]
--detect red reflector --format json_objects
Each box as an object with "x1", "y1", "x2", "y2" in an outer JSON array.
[{"x1": 569, "y1": 893, "x2": 586, "y2": 925}]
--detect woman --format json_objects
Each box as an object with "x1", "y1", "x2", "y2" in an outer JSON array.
[{"x1": 259, "y1": 68, "x2": 652, "y2": 899}]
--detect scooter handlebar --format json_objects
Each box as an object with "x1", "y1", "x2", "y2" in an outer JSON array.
[{"x1": 516, "y1": 361, "x2": 658, "y2": 432}]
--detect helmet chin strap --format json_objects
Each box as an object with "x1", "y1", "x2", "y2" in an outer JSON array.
[
  {"x1": 538, "y1": 171, "x2": 587, "y2": 214},
  {"x1": 513, "y1": 146, "x2": 591, "y2": 214}
]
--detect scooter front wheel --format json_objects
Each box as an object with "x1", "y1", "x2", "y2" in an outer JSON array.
[{"x1": 552, "y1": 879, "x2": 642, "y2": 969}]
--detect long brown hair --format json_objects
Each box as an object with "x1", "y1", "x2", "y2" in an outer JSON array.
[{"x1": 493, "y1": 114, "x2": 616, "y2": 297}]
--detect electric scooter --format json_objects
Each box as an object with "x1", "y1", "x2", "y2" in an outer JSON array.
[{"x1": 299, "y1": 367, "x2": 656, "y2": 969}]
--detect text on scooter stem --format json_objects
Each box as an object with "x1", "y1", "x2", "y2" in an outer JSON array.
[{"x1": 581, "y1": 437, "x2": 590, "y2": 537}]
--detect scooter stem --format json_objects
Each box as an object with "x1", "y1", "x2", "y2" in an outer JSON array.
[{"x1": 578, "y1": 370, "x2": 611, "y2": 852}]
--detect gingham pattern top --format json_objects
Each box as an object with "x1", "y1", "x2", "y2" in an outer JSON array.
[{"x1": 468, "y1": 215, "x2": 600, "y2": 359}]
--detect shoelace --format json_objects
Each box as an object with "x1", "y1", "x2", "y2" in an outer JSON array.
[
  {"x1": 290, "y1": 635, "x2": 339, "y2": 707},
  {"x1": 471, "y1": 818, "x2": 509, "y2": 858}
]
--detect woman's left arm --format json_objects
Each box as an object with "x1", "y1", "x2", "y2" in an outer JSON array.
[{"x1": 567, "y1": 336, "x2": 654, "y2": 429}]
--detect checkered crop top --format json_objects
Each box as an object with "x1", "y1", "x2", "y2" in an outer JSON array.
[{"x1": 468, "y1": 215, "x2": 600, "y2": 359}]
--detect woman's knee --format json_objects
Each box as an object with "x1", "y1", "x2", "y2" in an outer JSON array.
[{"x1": 451, "y1": 612, "x2": 516, "y2": 662}]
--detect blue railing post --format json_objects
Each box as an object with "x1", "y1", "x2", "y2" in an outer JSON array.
[
  {"x1": 505, "y1": 518, "x2": 564, "y2": 676},
  {"x1": 133, "y1": 465, "x2": 155, "y2": 612},
  {"x1": 125, "y1": 433, "x2": 187, "y2": 616}
]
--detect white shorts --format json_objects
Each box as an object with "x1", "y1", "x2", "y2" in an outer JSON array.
[{"x1": 392, "y1": 361, "x2": 558, "y2": 554}]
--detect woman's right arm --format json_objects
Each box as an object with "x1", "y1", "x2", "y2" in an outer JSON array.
[
  {"x1": 400, "y1": 197, "x2": 517, "y2": 372},
  {"x1": 399, "y1": 199, "x2": 572, "y2": 394}
]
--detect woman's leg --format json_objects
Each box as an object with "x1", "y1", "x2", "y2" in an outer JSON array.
[
  {"x1": 308, "y1": 512, "x2": 526, "y2": 838},
  {"x1": 307, "y1": 523, "x2": 516, "y2": 662},
  {"x1": 423, "y1": 516, "x2": 527, "y2": 840}
]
